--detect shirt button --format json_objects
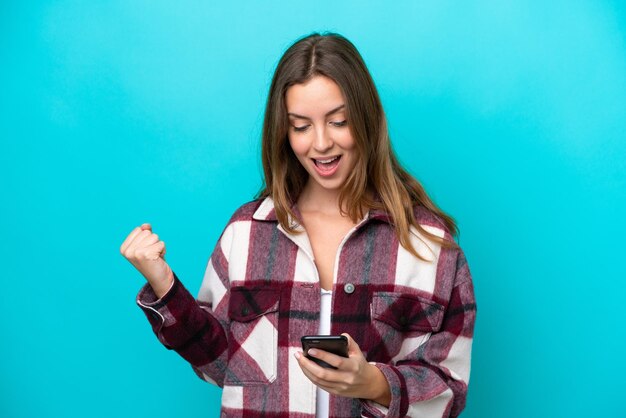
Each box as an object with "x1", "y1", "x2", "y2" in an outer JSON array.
[{"x1": 343, "y1": 283, "x2": 355, "y2": 294}]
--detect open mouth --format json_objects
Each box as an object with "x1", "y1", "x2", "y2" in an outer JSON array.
[
  {"x1": 312, "y1": 155, "x2": 341, "y2": 176},
  {"x1": 313, "y1": 155, "x2": 340, "y2": 167}
]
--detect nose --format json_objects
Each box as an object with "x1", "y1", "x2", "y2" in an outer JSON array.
[{"x1": 313, "y1": 125, "x2": 333, "y2": 153}]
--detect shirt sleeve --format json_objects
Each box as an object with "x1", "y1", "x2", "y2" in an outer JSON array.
[
  {"x1": 360, "y1": 249, "x2": 477, "y2": 418},
  {"x1": 136, "y1": 237, "x2": 232, "y2": 387}
]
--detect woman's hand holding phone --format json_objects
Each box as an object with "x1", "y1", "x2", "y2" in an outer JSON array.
[
  {"x1": 301, "y1": 335, "x2": 348, "y2": 369},
  {"x1": 295, "y1": 333, "x2": 391, "y2": 407},
  {"x1": 120, "y1": 223, "x2": 174, "y2": 298}
]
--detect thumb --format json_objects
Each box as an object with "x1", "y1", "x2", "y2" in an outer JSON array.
[
  {"x1": 341, "y1": 333, "x2": 362, "y2": 356},
  {"x1": 140, "y1": 223, "x2": 152, "y2": 231}
]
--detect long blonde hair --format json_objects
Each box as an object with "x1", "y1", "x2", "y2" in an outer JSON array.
[{"x1": 257, "y1": 33, "x2": 458, "y2": 258}]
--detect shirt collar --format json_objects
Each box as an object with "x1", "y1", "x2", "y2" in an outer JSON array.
[
  {"x1": 252, "y1": 196, "x2": 279, "y2": 221},
  {"x1": 252, "y1": 196, "x2": 392, "y2": 225}
]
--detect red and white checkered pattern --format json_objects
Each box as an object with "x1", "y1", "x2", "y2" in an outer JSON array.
[{"x1": 137, "y1": 197, "x2": 476, "y2": 417}]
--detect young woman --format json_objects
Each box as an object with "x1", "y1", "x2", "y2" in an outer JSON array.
[{"x1": 121, "y1": 33, "x2": 476, "y2": 418}]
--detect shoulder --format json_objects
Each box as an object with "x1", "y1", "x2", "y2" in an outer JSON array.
[
  {"x1": 222, "y1": 196, "x2": 281, "y2": 226},
  {"x1": 369, "y1": 202, "x2": 456, "y2": 244},
  {"x1": 412, "y1": 205, "x2": 474, "y2": 286},
  {"x1": 225, "y1": 198, "x2": 266, "y2": 224},
  {"x1": 218, "y1": 197, "x2": 276, "y2": 240},
  {"x1": 412, "y1": 204, "x2": 455, "y2": 242},
  {"x1": 213, "y1": 199, "x2": 267, "y2": 258}
]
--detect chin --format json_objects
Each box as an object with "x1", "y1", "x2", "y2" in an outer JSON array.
[{"x1": 315, "y1": 178, "x2": 346, "y2": 191}]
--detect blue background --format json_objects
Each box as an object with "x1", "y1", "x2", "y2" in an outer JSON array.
[{"x1": 1, "y1": 1, "x2": 625, "y2": 417}]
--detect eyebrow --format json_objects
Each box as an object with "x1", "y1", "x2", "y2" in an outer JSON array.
[{"x1": 287, "y1": 104, "x2": 345, "y2": 120}]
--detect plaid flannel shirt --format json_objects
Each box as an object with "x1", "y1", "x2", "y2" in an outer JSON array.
[{"x1": 137, "y1": 197, "x2": 476, "y2": 417}]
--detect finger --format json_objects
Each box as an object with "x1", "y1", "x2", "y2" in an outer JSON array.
[
  {"x1": 127, "y1": 229, "x2": 155, "y2": 251},
  {"x1": 124, "y1": 230, "x2": 157, "y2": 258},
  {"x1": 341, "y1": 333, "x2": 362, "y2": 356},
  {"x1": 121, "y1": 224, "x2": 154, "y2": 254},
  {"x1": 142, "y1": 240, "x2": 166, "y2": 260},
  {"x1": 133, "y1": 236, "x2": 164, "y2": 258},
  {"x1": 307, "y1": 348, "x2": 346, "y2": 370},
  {"x1": 297, "y1": 351, "x2": 350, "y2": 383},
  {"x1": 296, "y1": 352, "x2": 334, "y2": 384},
  {"x1": 129, "y1": 241, "x2": 165, "y2": 265},
  {"x1": 138, "y1": 232, "x2": 160, "y2": 248},
  {"x1": 120, "y1": 226, "x2": 143, "y2": 253},
  {"x1": 298, "y1": 361, "x2": 349, "y2": 393},
  {"x1": 297, "y1": 352, "x2": 360, "y2": 396},
  {"x1": 296, "y1": 350, "x2": 328, "y2": 376}
]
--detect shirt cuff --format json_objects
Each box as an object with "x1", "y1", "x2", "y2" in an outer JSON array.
[
  {"x1": 136, "y1": 273, "x2": 177, "y2": 307},
  {"x1": 135, "y1": 272, "x2": 182, "y2": 330},
  {"x1": 359, "y1": 362, "x2": 404, "y2": 418}
]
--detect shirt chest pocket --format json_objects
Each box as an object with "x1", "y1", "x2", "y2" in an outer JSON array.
[
  {"x1": 369, "y1": 291, "x2": 444, "y2": 362},
  {"x1": 226, "y1": 287, "x2": 280, "y2": 386}
]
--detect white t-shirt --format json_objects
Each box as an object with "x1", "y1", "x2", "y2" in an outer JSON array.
[{"x1": 316, "y1": 289, "x2": 332, "y2": 418}]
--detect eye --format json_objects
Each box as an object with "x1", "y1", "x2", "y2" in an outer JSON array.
[
  {"x1": 330, "y1": 120, "x2": 347, "y2": 127},
  {"x1": 292, "y1": 124, "x2": 310, "y2": 132}
]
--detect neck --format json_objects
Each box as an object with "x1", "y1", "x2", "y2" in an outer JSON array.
[{"x1": 297, "y1": 181, "x2": 344, "y2": 215}]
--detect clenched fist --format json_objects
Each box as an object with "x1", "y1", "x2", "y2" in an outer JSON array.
[{"x1": 120, "y1": 223, "x2": 174, "y2": 298}]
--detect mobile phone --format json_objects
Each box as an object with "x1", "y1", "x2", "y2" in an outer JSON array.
[{"x1": 301, "y1": 335, "x2": 349, "y2": 369}]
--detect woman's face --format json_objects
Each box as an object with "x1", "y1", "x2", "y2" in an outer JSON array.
[{"x1": 286, "y1": 75, "x2": 357, "y2": 195}]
